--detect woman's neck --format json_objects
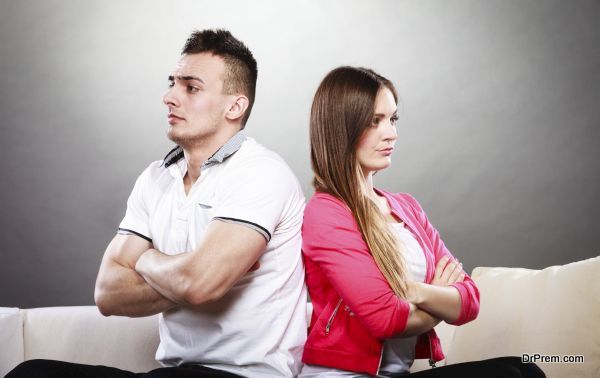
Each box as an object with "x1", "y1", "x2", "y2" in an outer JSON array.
[{"x1": 362, "y1": 170, "x2": 377, "y2": 197}]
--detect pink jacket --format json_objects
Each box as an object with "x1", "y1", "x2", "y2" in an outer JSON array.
[{"x1": 301, "y1": 189, "x2": 480, "y2": 375}]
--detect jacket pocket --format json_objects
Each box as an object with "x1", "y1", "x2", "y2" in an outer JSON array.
[{"x1": 325, "y1": 298, "x2": 343, "y2": 335}]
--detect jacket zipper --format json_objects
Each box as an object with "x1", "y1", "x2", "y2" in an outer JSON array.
[
  {"x1": 428, "y1": 332, "x2": 437, "y2": 368},
  {"x1": 325, "y1": 298, "x2": 343, "y2": 335},
  {"x1": 375, "y1": 344, "x2": 384, "y2": 376}
]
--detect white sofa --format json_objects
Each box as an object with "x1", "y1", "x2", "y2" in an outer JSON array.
[{"x1": 1, "y1": 257, "x2": 598, "y2": 377}]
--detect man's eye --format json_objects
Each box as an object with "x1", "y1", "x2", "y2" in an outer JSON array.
[
  {"x1": 167, "y1": 81, "x2": 175, "y2": 88},
  {"x1": 187, "y1": 85, "x2": 199, "y2": 93}
]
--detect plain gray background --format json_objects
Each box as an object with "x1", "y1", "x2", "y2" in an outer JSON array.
[{"x1": 1, "y1": 0, "x2": 598, "y2": 308}]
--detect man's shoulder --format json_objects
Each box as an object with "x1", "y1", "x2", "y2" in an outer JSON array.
[
  {"x1": 228, "y1": 137, "x2": 298, "y2": 179},
  {"x1": 235, "y1": 137, "x2": 286, "y2": 164},
  {"x1": 132, "y1": 159, "x2": 173, "y2": 187}
]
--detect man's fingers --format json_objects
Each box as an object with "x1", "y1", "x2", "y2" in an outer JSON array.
[{"x1": 249, "y1": 261, "x2": 260, "y2": 272}]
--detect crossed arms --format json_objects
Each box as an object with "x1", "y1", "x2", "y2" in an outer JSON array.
[
  {"x1": 399, "y1": 257, "x2": 464, "y2": 337},
  {"x1": 94, "y1": 220, "x2": 266, "y2": 317}
]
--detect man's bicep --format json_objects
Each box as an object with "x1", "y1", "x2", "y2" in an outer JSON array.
[
  {"x1": 194, "y1": 220, "x2": 267, "y2": 293},
  {"x1": 102, "y1": 233, "x2": 153, "y2": 270}
]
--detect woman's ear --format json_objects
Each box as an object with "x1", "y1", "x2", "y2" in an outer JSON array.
[{"x1": 225, "y1": 95, "x2": 250, "y2": 123}]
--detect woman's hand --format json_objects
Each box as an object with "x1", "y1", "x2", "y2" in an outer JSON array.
[
  {"x1": 404, "y1": 281, "x2": 420, "y2": 304},
  {"x1": 431, "y1": 256, "x2": 465, "y2": 286},
  {"x1": 402, "y1": 256, "x2": 466, "y2": 323}
]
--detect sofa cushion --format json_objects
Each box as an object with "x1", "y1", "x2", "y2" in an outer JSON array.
[
  {"x1": 445, "y1": 257, "x2": 600, "y2": 378},
  {"x1": 0, "y1": 307, "x2": 24, "y2": 377},
  {"x1": 23, "y1": 306, "x2": 160, "y2": 372}
]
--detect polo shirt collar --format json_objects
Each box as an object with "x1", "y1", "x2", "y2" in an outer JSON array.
[{"x1": 161, "y1": 130, "x2": 247, "y2": 171}]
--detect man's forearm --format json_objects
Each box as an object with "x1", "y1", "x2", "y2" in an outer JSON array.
[
  {"x1": 95, "y1": 260, "x2": 176, "y2": 317},
  {"x1": 135, "y1": 249, "x2": 195, "y2": 304}
]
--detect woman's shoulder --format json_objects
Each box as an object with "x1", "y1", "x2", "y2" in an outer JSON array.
[
  {"x1": 306, "y1": 191, "x2": 345, "y2": 209},
  {"x1": 304, "y1": 192, "x2": 353, "y2": 222}
]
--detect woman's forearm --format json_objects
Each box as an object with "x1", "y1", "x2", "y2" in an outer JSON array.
[
  {"x1": 412, "y1": 282, "x2": 462, "y2": 323},
  {"x1": 398, "y1": 303, "x2": 441, "y2": 337}
]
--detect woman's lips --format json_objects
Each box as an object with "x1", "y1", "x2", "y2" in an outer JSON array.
[{"x1": 378, "y1": 147, "x2": 394, "y2": 156}]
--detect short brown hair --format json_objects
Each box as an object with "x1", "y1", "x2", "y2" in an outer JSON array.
[{"x1": 182, "y1": 29, "x2": 258, "y2": 127}]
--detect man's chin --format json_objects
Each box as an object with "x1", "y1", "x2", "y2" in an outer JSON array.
[
  {"x1": 167, "y1": 130, "x2": 204, "y2": 148},
  {"x1": 167, "y1": 129, "x2": 186, "y2": 144}
]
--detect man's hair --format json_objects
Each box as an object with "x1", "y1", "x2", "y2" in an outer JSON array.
[{"x1": 182, "y1": 29, "x2": 258, "y2": 127}]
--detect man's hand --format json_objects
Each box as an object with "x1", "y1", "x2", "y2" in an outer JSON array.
[{"x1": 94, "y1": 234, "x2": 177, "y2": 317}]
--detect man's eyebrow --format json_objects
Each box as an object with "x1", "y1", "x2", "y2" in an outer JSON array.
[{"x1": 168, "y1": 75, "x2": 205, "y2": 84}]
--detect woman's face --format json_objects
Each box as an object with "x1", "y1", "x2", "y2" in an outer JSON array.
[{"x1": 356, "y1": 87, "x2": 398, "y2": 177}]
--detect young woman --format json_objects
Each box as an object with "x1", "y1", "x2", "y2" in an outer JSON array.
[{"x1": 299, "y1": 66, "x2": 545, "y2": 378}]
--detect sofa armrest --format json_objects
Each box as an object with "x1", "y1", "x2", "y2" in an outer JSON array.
[
  {"x1": 23, "y1": 306, "x2": 160, "y2": 372},
  {"x1": 0, "y1": 307, "x2": 24, "y2": 376}
]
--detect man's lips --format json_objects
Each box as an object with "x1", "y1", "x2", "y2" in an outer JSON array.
[{"x1": 167, "y1": 113, "x2": 185, "y2": 124}]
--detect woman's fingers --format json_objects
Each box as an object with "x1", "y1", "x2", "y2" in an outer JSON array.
[
  {"x1": 434, "y1": 256, "x2": 450, "y2": 280},
  {"x1": 440, "y1": 259, "x2": 461, "y2": 284},
  {"x1": 447, "y1": 261, "x2": 463, "y2": 284},
  {"x1": 433, "y1": 256, "x2": 466, "y2": 285}
]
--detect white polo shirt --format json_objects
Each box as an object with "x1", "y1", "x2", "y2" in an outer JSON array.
[{"x1": 118, "y1": 132, "x2": 308, "y2": 377}]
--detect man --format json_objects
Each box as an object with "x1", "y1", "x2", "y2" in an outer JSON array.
[{"x1": 8, "y1": 29, "x2": 307, "y2": 378}]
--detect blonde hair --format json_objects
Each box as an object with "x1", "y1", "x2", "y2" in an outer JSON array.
[{"x1": 310, "y1": 66, "x2": 409, "y2": 297}]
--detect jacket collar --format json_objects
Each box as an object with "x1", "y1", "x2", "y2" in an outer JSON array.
[{"x1": 373, "y1": 188, "x2": 414, "y2": 229}]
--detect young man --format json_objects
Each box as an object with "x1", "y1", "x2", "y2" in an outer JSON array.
[{"x1": 8, "y1": 29, "x2": 307, "y2": 378}]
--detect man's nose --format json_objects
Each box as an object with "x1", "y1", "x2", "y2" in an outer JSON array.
[{"x1": 163, "y1": 88, "x2": 179, "y2": 107}]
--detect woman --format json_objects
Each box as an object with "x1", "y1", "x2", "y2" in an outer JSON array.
[{"x1": 300, "y1": 66, "x2": 544, "y2": 378}]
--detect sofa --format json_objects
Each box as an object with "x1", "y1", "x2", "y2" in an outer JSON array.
[{"x1": 1, "y1": 257, "x2": 598, "y2": 377}]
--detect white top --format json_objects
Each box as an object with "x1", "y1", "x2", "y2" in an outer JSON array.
[
  {"x1": 300, "y1": 221, "x2": 426, "y2": 378},
  {"x1": 378, "y1": 222, "x2": 427, "y2": 376},
  {"x1": 119, "y1": 134, "x2": 308, "y2": 377}
]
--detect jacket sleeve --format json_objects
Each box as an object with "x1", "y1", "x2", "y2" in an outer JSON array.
[
  {"x1": 400, "y1": 193, "x2": 480, "y2": 326},
  {"x1": 302, "y1": 194, "x2": 411, "y2": 339}
]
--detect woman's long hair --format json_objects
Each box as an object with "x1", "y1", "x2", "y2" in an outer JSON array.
[{"x1": 310, "y1": 66, "x2": 409, "y2": 297}]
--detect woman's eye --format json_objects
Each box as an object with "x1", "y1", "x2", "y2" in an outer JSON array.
[
  {"x1": 390, "y1": 116, "x2": 399, "y2": 125},
  {"x1": 372, "y1": 117, "x2": 381, "y2": 126}
]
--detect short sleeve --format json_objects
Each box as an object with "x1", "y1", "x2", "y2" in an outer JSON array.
[
  {"x1": 118, "y1": 165, "x2": 153, "y2": 242},
  {"x1": 213, "y1": 157, "x2": 300, "y2": 241}
]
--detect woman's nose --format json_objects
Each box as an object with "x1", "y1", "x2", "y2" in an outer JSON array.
[{"x1": 383, "y1": 122, "x2": 397, "y2": 141}]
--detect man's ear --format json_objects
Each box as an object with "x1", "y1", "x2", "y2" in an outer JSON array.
[{"x1": 225, "y1": 95, "x2": 249, "y2": 122}]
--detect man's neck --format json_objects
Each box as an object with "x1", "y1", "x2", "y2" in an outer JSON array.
[{"x1": 182, "y1": 127, "x2": 240, "y2": 185}]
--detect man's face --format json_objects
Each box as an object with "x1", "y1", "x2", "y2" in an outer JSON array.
[{"x1": 163, "y1": 52, "x2": 229, "y2": 147}]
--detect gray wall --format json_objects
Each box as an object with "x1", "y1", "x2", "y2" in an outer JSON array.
[{"x1": 1, "y1": 0, "x2": 598, "y2": 308}]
